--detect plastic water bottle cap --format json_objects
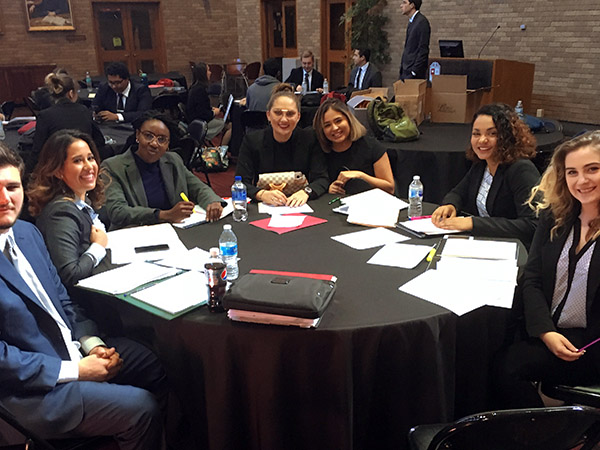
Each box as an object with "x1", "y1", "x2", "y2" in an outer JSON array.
[
  {"x1": 413, "y1": 175, "x2": 420, "y2": 180},
  {"x1": 223, "y1": 224, "x2": 232, "y2": 230},
  {"x1": 234, "y1": 176, "x2": 242, "y2": 181}
]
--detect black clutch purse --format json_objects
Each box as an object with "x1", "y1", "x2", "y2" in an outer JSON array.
[{"x1": 223, "y1": 272, "x2": 337, "y2": 319}]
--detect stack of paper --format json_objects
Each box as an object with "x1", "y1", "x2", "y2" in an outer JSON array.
[
  {"x1": 342, "y1": 189, "x2": 408, "y2": 228},
  {"x1": 331, "y1": 227, "x2": 409, "y2": 250},
  {"x1": 399, "y1": 237, "x2": 519, "y2": 315},
  {"x1": 131, "y1": 271, "x2": 208, "y2": 314}
]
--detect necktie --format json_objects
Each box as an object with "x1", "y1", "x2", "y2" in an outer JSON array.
[
  {"x1": 117, "y1": 93, "x2": 124, "y2": 111},
  {"x1": 304, "y1": 72, "x2": 310, "y2": 92},
  {"x1": 355, "y1": 68, "x2": 361, "y2": 89}
]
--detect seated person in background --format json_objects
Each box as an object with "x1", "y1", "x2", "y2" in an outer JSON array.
[
  {"x1": 347, "y1": 48, "x2": 382, "y2": 91},
  {"x1": 31, "y1": 68, "x2": 70, "y2": 111},
  {"x1": 431, "y1": 103, "x2": 540, "y2": 249},
  {"x1": 0, "y1": 143, "x2": 166, "y2": 449},
  {"x1": 313, "y1": 98, "x2": 394, "y2": 195},
  {"x1": 28, "y1": 130, "x2": 107, "y2": 286},
  {"x1": 186, "y1": 61, "x2": 231, "y2": 145},
  {"x1": 495, "y1": 131, "x2": 600, "y2": 408},
  {"x1": 284, "y1": 50, "x2": 325, "y2": 93},
  {"x1": 236, "y1": 84, "x2": 329, "y2": 207},
  {"x1": 246, "y1": 58, "x2": 281, "y2": 112},
  {"x1": 91, "y1": 62, "x2": 152, "y2": 123},
  {"x1": 31, "y1": 72, "x2": 104, "y2": 174},
  {"x1": 102, "y1": 110, "x2": 224, "y2": 229}
]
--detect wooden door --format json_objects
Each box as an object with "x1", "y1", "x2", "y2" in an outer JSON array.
[
  {"x1": 263, "y1": 0, "x2": 297, "y2": 59},
  {"x1": 92, "y1": 2, "x2": 166, "y2": 75},
  {"x1": 321, "y1": 0, "x2": 351, "y2": 90}
]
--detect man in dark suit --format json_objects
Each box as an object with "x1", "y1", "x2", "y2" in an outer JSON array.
[
  {"x1": 92, "y1": 62, "x2": 152, "y2": 123},
  {"x1": 347, "y1": 48, "x2": 382, "y2": 91},
  {"x1": 399, "y1": 0, "x2": 431, "y2": 80},
  {"x1": 284, "y1": 50, "x2": 325, "y2": 93},
  {"x1": 0, "y1": 143, "x2": 166, "y2": 449}
]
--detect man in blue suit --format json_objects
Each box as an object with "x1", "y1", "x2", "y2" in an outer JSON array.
[
  {"x1": 399, "y1": 0, "x2": 431, "y2": 80},
  {"x1": 0, "y1": 143, "x2": 165, "y2": 449},
  {"x1": 92, "y1": 62, "x2": 152, "y2": 123},
  {"x1": 347, "y1": 48, "x2": 382, "y2": 91}
]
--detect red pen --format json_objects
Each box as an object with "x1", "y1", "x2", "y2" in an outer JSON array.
[{"x1": 408, "y1": 215, "x2": 432, "y2": 221}]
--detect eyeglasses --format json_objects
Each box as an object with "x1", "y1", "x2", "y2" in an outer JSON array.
[
  {"x1": 139, "y1": 130, "x2": 170, "y2": 146},
  {"x1": 107, "y1": 78, "x2": 126, "y2": 86},
  {"x1": 271, "y1": 109, "x2": 298, "y2": 119}
]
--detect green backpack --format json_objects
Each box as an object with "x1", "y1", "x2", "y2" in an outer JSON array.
[{"x1": 367, "y1": 97, "x2": 419, "y2": 142}]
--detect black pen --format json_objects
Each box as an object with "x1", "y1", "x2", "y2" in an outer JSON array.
[{"x1": 329, "y1": 197, "x2": 341, "y2": 205}]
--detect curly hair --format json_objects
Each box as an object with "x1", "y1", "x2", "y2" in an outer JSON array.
[
  {"x1": 529, "y1": 130, "x2": 600, "y2": 241},
  {"x1": 313, "y1": 97, "x2": 366, "y2": 153},
  {"x1": 27, "y1": 130, "x2": 106, "y2": 217},
  {"x1": 466, "y1": 103, "x2": 537, "y2": 164}
]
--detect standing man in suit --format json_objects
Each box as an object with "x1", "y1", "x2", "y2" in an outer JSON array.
[
  {"x1": 348, "y1": 48, "x2": 382, "y2": 91},
  {"x1": 0, "y1": 142, "x2": 166, "y2": 449},
  {"x1": 399, "y1": 0, "x2": 431, "y2": 80},
  {"x1": 285, "y1": 50, "x2": 325, "y2": 93},
  {"x1": 92, "y1": 62, "x2": 152, "y2": 123}
]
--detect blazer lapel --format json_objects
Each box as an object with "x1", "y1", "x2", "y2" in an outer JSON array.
[
  {"x1": 160, "y1": 157, "x2": 177, "y2": 205},
  {"x1": 123, "y1": 151, "x2": 149, "y2": 207},
  {"x1": 586, "y1": 240, "x2": 600, "y2": 316},
  {"x1": 486, "y1": 164, "x2": 505, "y2": 213}
]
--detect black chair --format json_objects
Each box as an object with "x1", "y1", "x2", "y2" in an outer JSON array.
[
  {"x1": 175, "y1": 119, "x2": 211, "y2": 186},
  {"x1": 240, "y1": 110, "x2": 268, "y2": 132},
  {"x1": 152, "y1": 94, "x2": 184, "y2": 122},
  {"x1": 243, "y1": 61, "x2": 261, "y2": 85},
  {"x1": 0, "y1": 403, "x2": 115, "y2": 450},
  {"x1": 23, "y1": 97, "x2": 40, "y2": 117},
  {"x1": 1, "y1": 101, "x2": 15, "y2": 120},
  {"x1": 408, "y1": 406, "x2": 600, "y2": 450},
  {"x1": 542, "y1": 384, "x2": 600, "y2": 408}
]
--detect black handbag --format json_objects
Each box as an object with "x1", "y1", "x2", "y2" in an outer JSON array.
[{"x1": 223, "y1": 272, "x2": 337, "y2": 319}]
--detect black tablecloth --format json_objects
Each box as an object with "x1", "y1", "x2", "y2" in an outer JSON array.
[{"x1": 76, "y1": 195, "x2": 527, "y2": 449}]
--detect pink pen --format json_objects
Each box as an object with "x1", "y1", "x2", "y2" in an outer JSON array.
[
  {"x1": 408, "y1": 215, "x2": 432, "y2": 221},
  {"x1": 578, "y1": 336, "x2": 600, "y2": 353}
]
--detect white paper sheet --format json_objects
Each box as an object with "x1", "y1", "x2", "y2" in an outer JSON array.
[
  {"x1": 77, "y1": 262, "x2": 179, "y2": 295},
  {"x1": 154, "y1": 247, "x2": 211, "y2": 272},
  {"x1": 398, "y1": 218, "x2": 462, "y2": 236},
  {"x1": 367, "y1": 243, "x2": 434, "y2": 269},
  {"x1": 258, "y1": 203, "x2": 314, "y2": 215},
  {"x1": 441, "y1": 238, "x2": 518, "y2": 260},
  {"x1": 107, "y1": 223, "x2": 188, "y2": 264},
  {"x1": 342, "y1": 188, "x2": 409, "y2": 210},
  {"x1": 341, "y1": 188, "x2": 408, "y2": 228},
  {"x1": 268, "y1": 214, "x2": 307, "y2": 228},
  {"x1": 172, "y1": 199, "x2": 234, "y2": 229},
  {"x1": 331, "y1": 227, "x2": 409, "y2": 250},
  {"x1": 131, "y1": 271, "x2": 208, "y2": 314}
]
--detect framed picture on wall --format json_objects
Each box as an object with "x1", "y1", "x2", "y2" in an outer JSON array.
[{"x1": 25, "y1": 0, "x2": 75, "y2": 31}]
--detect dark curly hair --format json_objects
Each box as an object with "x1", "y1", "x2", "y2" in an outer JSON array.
[
  {"x1": 27, "y1": 130, "x2": 106, "y2": 216},
  {"x1": 466, "y1": 103, "x2": 536, "y2": 164}
]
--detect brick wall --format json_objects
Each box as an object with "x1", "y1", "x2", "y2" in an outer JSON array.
[{"x1": 383, "y1": 0, "x2": 600, "y2": 124}]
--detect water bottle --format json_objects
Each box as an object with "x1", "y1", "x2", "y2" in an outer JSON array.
[
  {"x1": 0, "y1": 121, "x2": 5, "y2": 141},
  {"x1": 205, "y1": 247, "x2": 226, "y2": 313},
  {"x1": 515, "y1": 100, "x2": 524, "y2": 120},
  {"x1": 141, "y1": 72, "x2": 148, "y2": 86},
  {"x1": 85, "y1": 71, "x2": 93, "y2": 89},
  {"x1": 408, "y1": 175, "x2": 423, "y2": 219},
  {"x1": 231, "y1": 176, "x2": 248, "y2": 222},
  {"x1": 323, "y1": 78, "x2": 329, "y2": 94},
  {"x1": 219, "y1": 224, "x2": 239, "y2": 280}
]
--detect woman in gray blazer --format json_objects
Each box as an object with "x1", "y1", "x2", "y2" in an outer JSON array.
[{"x1": 28, "y1": 130, "x2": 108, "y2": 286}]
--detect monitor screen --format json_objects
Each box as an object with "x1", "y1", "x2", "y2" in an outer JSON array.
[{"x1": 439, "y1": 40, "x2": 464, "y2": 58}]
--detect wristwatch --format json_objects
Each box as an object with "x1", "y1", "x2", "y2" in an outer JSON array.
[{"x1": 303, "y1": 186, "x2": 313, "y2": 197}]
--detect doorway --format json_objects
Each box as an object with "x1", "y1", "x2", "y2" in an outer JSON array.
[
  {"x1": 263, "y1": 0, "x2": 297, "y2": 59},
  {"x1": 92, "y1": 2, "x2": 166, "y2": 75},
  {"x1": 321, "y1": 0, "x2": 351, "y2": 90}
]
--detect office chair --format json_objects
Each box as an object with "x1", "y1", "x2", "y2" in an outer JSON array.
[
  {"x1": 23, "y1": 97, "x2": 40, "y2": 117},
  {"x1": 408, "y1": 406, "x2": 600, "y2": 450},
  {"x1": 176, "y1": 119, "x2": 211, "y2": 186},
  {"x1": 0, "y1": 404, "x2": 115, "y2": 450},
  {"x1": 1, "y1": 101, "x2": 15, "y2": 120},
  {"x1": 243, "y1": 62, "x2": 261, "y2": 85},
  {"x1": 152, "y1": 94, "x2": 184, "y2": 122},
  {"x1": 240, "y1": 110, "x2": 268, "y2": 132}
]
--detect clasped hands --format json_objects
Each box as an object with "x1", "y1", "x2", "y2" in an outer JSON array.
[
  {"x1": 259, "y1": 189, "x2": 308, "y2": 207},
  {"x1": 431, "y1": 204, "x2": 473, "y2": 231},
  {"x1": 78, "y1": 345, "x2": 123, "y2": 382}
]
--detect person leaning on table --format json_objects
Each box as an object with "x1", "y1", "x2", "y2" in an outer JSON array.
[
  {"x1": 495, "y1": 131, "x2": 600, "y2": 408},
  {"x1": 431, "y1": 103, "x2": 540, "y2": 249},
  {"x1": 101, "y1": 110, "x2": 224, "y2": 230},
  {"x1": 235, "y1": 83, "x2": 329, "y2": 207}
]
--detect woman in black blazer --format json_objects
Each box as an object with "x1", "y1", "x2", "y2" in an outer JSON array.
[
  {"x1": 235, "y1": 84, "x2": 329, "y2": 207},
  {"x1": 28, "y1": 130, "x2": 108, "y2": 286},
  {"x1": 30, "y1": 73, "x2": 104, "y2": 173},
  {"x1": 431, "y1": 103, "x2": 540, "y2": 248},
  {"x1": 496, "y1": 131, "x2": 600, "y2": 408}
]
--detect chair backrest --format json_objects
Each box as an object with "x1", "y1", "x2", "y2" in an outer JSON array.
[
  {"x1": 23, "y1": 97, "x2": 40, "y2": 117},
  {"x1": 1, "y1": 101, "x2": 16, "y2": 120},
  {"x1": 208, "y1": 64, "x2": 224, "y2": 83},
  {"x1": 243, "y1": 62, "x2": 261, "y2": 82},
  {"x1": 241, "y1": 110, "x2": 268, "y2": 131},
  {"x1": 426, "y1": 406, "x2": 600, "y2": 450},
  {"x1": 188, "y1": 119, "x2": 208, "y2": 145},
  {"x1": 170, "y1": 138, "x2": 196, "y2": 169}
]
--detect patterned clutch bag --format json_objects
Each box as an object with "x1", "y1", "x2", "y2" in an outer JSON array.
[{"x1": 257, "y1": 171, "x2": 308, "y2": 196}]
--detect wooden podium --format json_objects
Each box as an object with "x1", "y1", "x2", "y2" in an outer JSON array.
[{"x1": 428, "y1": 58, "x2": 535, "y2": 112}]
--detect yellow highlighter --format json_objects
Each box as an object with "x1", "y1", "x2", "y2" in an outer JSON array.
[
  {"x1": 426, "y1": 246, "x2": 437, "y2": 262},
  {"x1": 180, "y1": 192, "x2": 190, "y2": 202}
]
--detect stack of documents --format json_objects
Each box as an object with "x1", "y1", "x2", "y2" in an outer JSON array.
[
  {"x1": 107, "y1": 223, "x2": 187, "y2": 264},
  {"x1": 399, "y1": 237, "x2": 519, "y2": 315},
  {"x1": 342, "y1": 189, "x2": 408, "y2": 228}
]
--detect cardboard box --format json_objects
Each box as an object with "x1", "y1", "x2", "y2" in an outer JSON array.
[
  {"x1": 350, "y1": 87, "x2": 389, "y2": 100},
  {"x1": 393, "y1": 79, "x2": 426, "y2": 125},
  {"x1": 430, "y1": 75, "x2": 486, "y2": 124}
]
